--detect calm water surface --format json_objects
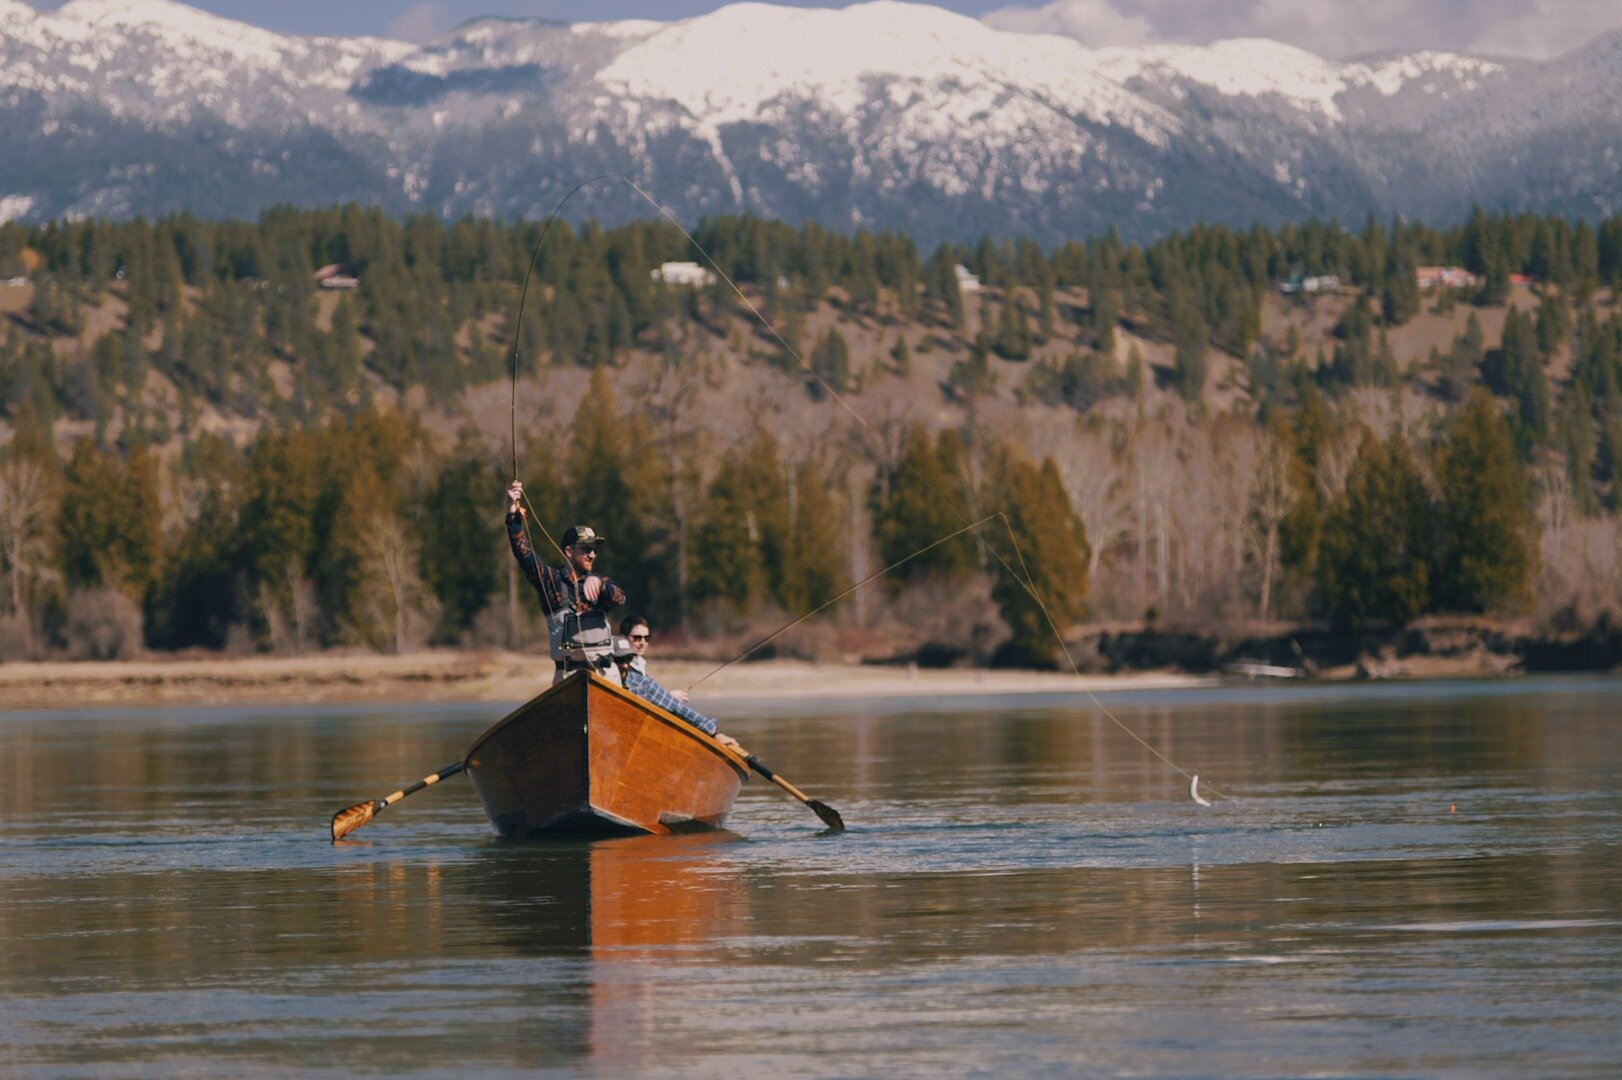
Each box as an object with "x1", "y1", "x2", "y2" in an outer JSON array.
[{"x1": 2, "y1": 678, "x2": 1619, "y2": 1077}]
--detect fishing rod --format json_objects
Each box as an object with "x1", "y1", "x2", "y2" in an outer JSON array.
[{"x1": 502, "y1": 173, "x2": 1230, "y2": 806}]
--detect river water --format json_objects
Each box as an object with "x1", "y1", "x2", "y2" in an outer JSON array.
[{"x1": 2, "y1": 678, "x2": 1618, "y2": 1077}]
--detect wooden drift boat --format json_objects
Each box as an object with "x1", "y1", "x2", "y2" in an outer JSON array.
[{"x1": 463, "y1": 671, "x2": 749, "y2": 839}]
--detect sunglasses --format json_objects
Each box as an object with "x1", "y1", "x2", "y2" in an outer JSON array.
[{"x1": 629, "y1": 633, "x2": 650, "y2": 642}]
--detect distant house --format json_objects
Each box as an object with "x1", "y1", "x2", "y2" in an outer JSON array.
[
  {"x1": 314, "y1": 263, "x2": 360, "y2": 291},
  {"x1": 0, "y1": 276, "x2": 26, "y2": 288},
  {"x1": 1279, "y1": 274, "x2": 1340, "y2": 294},
  {"x1": 652, "y1": 261, "x2": 715, "y2": 287},
  {"x1": 1510, "y1": 273, "x2": 1535, "y2": 286},
  {"x1": 1417, "y1": 266, "x2": 1481, "y2": 289},
  {"x1": 954, "y1": 264, "x2": 981, "y2": 292}
]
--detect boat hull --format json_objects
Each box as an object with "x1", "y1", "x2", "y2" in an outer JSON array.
[{"x1": 463, "y1": 672, "x2": 747, "y2": 839}]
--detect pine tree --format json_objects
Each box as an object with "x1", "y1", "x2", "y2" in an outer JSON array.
[
  {"x1": 1432, "y1": 391, "x2": 1535, "y2": 613},
  {"x1": 993, "y1": 289, "x2": 1030, "y2": 360},
  {"x1": 946, "y1": 334, "x2": 996, "y2": 398},
  {"x1": 780, "y1": 457, "x2": 849, "y2": 614},
  {"x1": 987, "y1": 452, "x2": 1090, "y2": 667},
  {"x1": 1535, "y1": 291, "x2": 1569, "y2": 358},
  {"x1": 151, "y1": 434, "x2": 242, "y2": 648},
  {"x1": 1170, "y1": 296, "x2": 1207, "y2": 402},
  {"x1": 1555, "y1": 385, "x2": 1598, "y2": 515},
  {"x1": 58, "y1": 439, "x2": 163, "y2": 604},
  {"x1": 1092, "y1": 287, "x2": 1120, "y2": 354},
  {"x1": 1381, "y1": 243, "x2": 1421, "y2": 325},
  {"x1": 809, "y1": 327, "x2": 850, "y2": 399},
  {"x1": 1488, "y1": 307, "x2": 1550, "y2": 449},
  {"x1": 924, "y1": 247, "x2": 963, "y2": 328},
  {"x1": 890, "y1": 333, "x2": 911, "y2": 377},
  {"x1": 689, "y1": 430, "x2": 788, "y2": 615},
  {"x1": 236, "y1": 429, "x2": 325, "y2": 639},
  {"x1": 1316, "y1": 430, "x2": 1433, "y2": 629},
  {"x1": 419, "y1": 429, "x2": 504, "y2": 639},
  {"x1": 1125, "y1": 343, "x2": 1145, "y2": 406},
  {"x1": 871, "y1": 427, "x2": 977, "y2": 591},
  {"x1": 1440, "y1": 314, "x2": 1485, "y2": 401}
]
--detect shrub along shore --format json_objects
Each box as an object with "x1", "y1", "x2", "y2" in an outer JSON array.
[{"x1": 1, "y1": 614, "x2": 1615, "y2": 711}]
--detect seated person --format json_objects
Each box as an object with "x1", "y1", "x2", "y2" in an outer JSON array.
[
  {"x1": 611, "y1": 637, "x2": 739, "y2": 749},
  {"x1": 618, "y1": 613, "x2": 687, "y2": 701}
]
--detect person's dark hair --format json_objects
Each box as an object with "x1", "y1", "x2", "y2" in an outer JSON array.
[{"x1": 618, "y1": 614, "x2": 649, "y2": 637}]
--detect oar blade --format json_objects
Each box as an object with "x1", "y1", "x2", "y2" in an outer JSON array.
[
  {"x1": 330, "y1": 800, "x2": 379, "y2": 842},
  {"x1": 807, "y1": 799, "x2": 845, "y2": 833}
]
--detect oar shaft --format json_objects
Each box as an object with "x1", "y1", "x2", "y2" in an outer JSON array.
[
  {"x1": 739, "y1": 751, "x2": 845, "y2": 831},
  {"x1": 382, "y1": 761, "x2": 465, "y2": 807},
  {"x1": 331, "y1": 760, "x2": 466, "y2": 841},
  {"x1": 744, "y1": 755, "x2": 813, "y2": 802}
]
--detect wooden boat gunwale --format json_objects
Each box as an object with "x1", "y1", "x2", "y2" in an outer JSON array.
[{"x1": 463, "y1": 671, "x2": 749, "y2": 781}]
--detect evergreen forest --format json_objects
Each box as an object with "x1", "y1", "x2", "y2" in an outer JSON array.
[{"x1": 2, "y1": 207, "x2": 1620, "y2": 666}]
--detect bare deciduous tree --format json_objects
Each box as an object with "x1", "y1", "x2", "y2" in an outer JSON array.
[
  {"x1": 347, "y1": 512, "x2": 438, "y2": 653},
  {"x1": 1051, "y1": 424, "x2": 1129, "y2": 580},
  {"x1": 1250, "y1": 427, "x2": 1297, "y2": 619},
  {"x1": 258, "y1": 558, "x2": 319, "y2": 654},
  {"x1": 0, "y1": 454, "x2": 57, "y2": 654}
]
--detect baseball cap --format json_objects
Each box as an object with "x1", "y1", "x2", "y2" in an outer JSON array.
[
  {"x1": 562, "y1": 525, "x2": 606, "y2": 548},
  {"x1": 611, "y1": 636, "x2": 635, "y2": 660}
]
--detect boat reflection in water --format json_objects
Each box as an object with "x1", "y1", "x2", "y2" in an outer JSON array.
[{"x1": 460, "y1": 831, "x2": 747, "y2": 1069}]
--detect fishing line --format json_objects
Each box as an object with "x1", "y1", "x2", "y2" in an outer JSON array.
[
  {"x1": 509, "y1": 174, "x2": 622, "y2": 485},
  {"x1": 994, "y1": 511, "x2": 1234, "y2": 802},
  {"x1": 501, "y1": 172, "x2": 1230, "y2": 804}
]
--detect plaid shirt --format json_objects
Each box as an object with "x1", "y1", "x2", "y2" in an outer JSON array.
[
  {"x1": 623, "y1": 669, "x2": 718, "y2": 735},
  {"x1": 506, "y1": 511, "x2": 625, "y2": 615}
]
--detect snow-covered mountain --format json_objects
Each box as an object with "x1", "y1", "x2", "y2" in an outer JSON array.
[{"x1": 1, "y1": 0, "x2": 1617, "y2": 239}]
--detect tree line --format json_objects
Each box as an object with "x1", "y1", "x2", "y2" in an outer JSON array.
[{"x1": 2, "y1": 205, "x2": 1619, "y2": 664}]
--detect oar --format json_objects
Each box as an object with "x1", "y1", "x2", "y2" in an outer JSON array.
[
  {"x1": 735, "y1": 746, "x2": 845, "y2": 832},
  {"x1": 330, "y1": 761, "x2": 465, "y2": 842}
]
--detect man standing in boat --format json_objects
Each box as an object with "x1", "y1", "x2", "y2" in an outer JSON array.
[
  {"x1": 612, "y1": 637, "x2": 740, "y2": 749},
  {"x1": 505, "y1": 481, "x2": 626, "y2": 685}
]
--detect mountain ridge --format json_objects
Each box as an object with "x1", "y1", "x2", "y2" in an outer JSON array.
[{"x1": 1, "y1": 0, "x2": 1618, "y2": 239}]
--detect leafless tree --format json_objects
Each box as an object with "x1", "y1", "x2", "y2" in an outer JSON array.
[
  {"x1": 0, "y1": 454, "x2": 56, "y2": 653},
  {"x1": 1249, "y1": 426, "x2": 1297, "y2": 619},
  {"x1": 1050, "y1": 422, "x2": 1129, "y2": 580},
  {"x1": 258, "y1": 557, "x2": 319, "y2": 654}
]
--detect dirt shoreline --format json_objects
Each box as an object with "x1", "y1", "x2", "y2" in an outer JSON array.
[{"x1": 0, "y1": 651, "x2": 1212, "y2": 710}]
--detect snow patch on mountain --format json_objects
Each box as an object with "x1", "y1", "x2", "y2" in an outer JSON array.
[
  {"x1": 1, "y1": 0, "x2": 413, "y2": 97},
  {"x1": 51, "y1": 0, "x2": 292, "y2": 61},
  {"x1": 1092, "y1": 38, "x2": 1503, "y2": 120},
  {"x1": 572, "y1": 19, "x2": 663, "y2": 41},
  {"x1": 0, "y1": 194, "x2": 36, "y2": 223},
  {"x1": 596, "y1": 1, "x2": 1174, "y2": 144}
]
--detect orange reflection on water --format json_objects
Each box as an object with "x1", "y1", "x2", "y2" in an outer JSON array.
[{"x1": 584, "y1": 833, "x2": 745, "y2": 1071}]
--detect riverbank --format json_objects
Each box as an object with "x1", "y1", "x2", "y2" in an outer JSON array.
[
  {"x1": 3, "y1": 614, "x2": 1616, "y2": 710},
  {"x1": 0, "y1": 651, "x2": 1208, "y2": 710}
]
